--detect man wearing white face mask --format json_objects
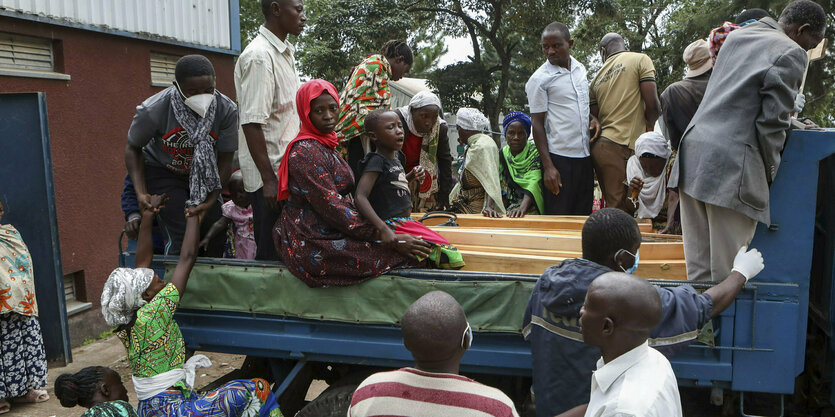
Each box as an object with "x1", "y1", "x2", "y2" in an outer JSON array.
[
  {"x1": 125, "y1": 55, "x2": 238, "y2": 255},
  {"x1": 522, "y1": 208, "x2": 763, "y2": 416}
]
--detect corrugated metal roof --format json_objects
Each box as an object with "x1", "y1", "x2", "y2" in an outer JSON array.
[{"x1": 0, "y1": 0, "x2": 233, "y2": 50}]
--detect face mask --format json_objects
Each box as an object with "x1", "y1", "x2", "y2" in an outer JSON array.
[
  {"x1": 175, "y1": 82, "x2": 214, "y2": 118},
  {"x1": 461, "y1": 322, "x2": 473, "y2": 349},
  {"x1": 615, "y1": 249, "x2": 640, "y2": 274}
]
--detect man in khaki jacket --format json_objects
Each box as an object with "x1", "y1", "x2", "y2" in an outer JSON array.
[
  {"x1": 589, "y1": 33, "x2": 661, "y2": 215},
  {"x1": 672, "y1": 0, "x2": 826, "y2": 282}
]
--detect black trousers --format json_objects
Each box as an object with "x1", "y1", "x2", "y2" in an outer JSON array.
[
  {"x1": 250, "y1": 186, "x2": 282, "y2": 261},
  {"x1": 144, "y1": 164, "x2": 223, "y2": 256},
  {"x1": 346, "y1": 136, "x2": 366, "y2": 180},
  {"x1": 543, "y1": 153, "x2": 594, "y2": 215}
]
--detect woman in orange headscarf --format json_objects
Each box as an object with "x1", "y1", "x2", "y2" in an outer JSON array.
[{"x1": 274, "y1": 80, "x2": 430, "y2": 287}]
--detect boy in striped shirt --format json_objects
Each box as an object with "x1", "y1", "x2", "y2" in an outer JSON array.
[{"x1": 348, "y1": 291, "x2": 519, "y2": 417}]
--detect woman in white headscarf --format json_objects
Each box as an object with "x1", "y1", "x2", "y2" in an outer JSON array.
[
  {"x1": 627, "y1": 131, "x2": 672, "y2": 219},
  {"x1": 101, "y1": 195, "x2": 284, "y2": 417},
  {"x1": 450, "y1": 108, "x2": 506, "y2": 218},
  {"x1": 394, "y1": 91, "x2": 454, "y2": 211}
]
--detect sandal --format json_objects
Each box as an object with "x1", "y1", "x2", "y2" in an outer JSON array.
[
  {"x1": 0, "y1": 399, "x2": 10, "y2": 414},
  {"x1": 12, "y1": 389, "x2": 49, "y2": 403}
]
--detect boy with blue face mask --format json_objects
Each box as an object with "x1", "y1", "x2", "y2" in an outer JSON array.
[
  {"x1": 125, "y1": 55, "x2": 239, "y2": 256},
  {"x1": 522, "y1": 208, "x2": 764, "y2": 416}
]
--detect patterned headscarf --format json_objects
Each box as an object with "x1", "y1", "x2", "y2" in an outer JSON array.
[
  {"x1": 167, "y1": 87, "x2": 221, "y2": 207},
  {"x1": 100, "y1": 268, "x2": 155, "y2": 327},
  {"x1": 456, "y1": 108, "x2": 490, "y2": 132},
  {"x1": 708, "y1": 21, "x2": 740, "y2": 64},
  {"x1": 502, "y1": 111, "x2": 532, "y2": 137}
]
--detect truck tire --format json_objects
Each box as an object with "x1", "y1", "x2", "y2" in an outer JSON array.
[{"x1": 295, "y1": 384, "x2": 357, "y2": 417}]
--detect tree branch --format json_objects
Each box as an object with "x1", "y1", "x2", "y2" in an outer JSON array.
[{"x1": 410, "y1": 4, "x2": 490, "y2": 36}]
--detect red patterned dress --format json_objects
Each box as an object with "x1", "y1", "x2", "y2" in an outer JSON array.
[{"x1": 274, "y1": 139, "x2": 419, "y2": 287}]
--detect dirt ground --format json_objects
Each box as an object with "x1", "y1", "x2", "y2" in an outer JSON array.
[{"x1": 3, "y1": 336, "x2": 326, "y2": 417}]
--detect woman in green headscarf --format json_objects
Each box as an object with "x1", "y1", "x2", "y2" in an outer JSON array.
[{"x1": 499, "y1": 112, "x2": 544, "y2": 218}]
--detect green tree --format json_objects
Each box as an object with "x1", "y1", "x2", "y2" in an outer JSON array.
[
  {"x1": 295, "y1": 0, "x2": 415, "y2": 84},
  {"x1": 240, "y1": 0, "x2": 263, "y2": 50},
  {"x1": 800, "y1": 0, "x2": 834, "y2": 126},
  {"x1": 410, "y1": 28, "x2": 449, "y2": 76},
  {"x1": 413, "y1": 0, "x2": 570, "y2": 136}
]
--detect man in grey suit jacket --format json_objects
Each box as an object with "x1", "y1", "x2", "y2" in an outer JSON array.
[{"x1": 672, "y1": 0, "x2": 826, "y2": 282}]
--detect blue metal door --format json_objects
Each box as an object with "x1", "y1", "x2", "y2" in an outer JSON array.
[{"x1": 0, "y1": 93, "x2": 72, "y2": 364}]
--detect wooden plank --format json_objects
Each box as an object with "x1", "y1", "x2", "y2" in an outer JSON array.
[
  {"x1": 434, "y1": 229, "x2": 683, "y2": 259},
  {"x1": 433, "y1": 227, "x2": 584, "y2": 236},
  {"x1": 458, "y1": 250, "x2": 686, "y2": 280},
  {"x1": 414, "y1": 213, "x2": 654, "y2": 233},
  {"x1": 429, "y1": 213, "x2": 654, "y2": 225},
  {"x1": 438, "y1": 229, "x2": 583, "y2": 252},
  {"x1": 454, "y1": 243, "x2": 683, "y2": 262},
  {"x1": 456, "y1": 244, "x2": 580, "y2": 258}
]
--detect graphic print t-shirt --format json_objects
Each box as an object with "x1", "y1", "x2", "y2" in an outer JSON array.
[
  {"x1": 127, "y1": 86, "x2": 238, "y2": 175},
  {"x1": 359, "y1": 152, "x2": 412, "y2": 220}
]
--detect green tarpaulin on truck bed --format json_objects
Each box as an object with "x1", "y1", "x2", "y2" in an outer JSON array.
[{"x1": 173, "y1": 263, "x2": 536, "y2": 334}]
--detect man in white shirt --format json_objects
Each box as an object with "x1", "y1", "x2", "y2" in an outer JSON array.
[
  {"x1": 571, "y1": 272, "x2": 682, "y2": 417},
  {"x1": 525, "y1": 22, "x2": 600, "y2": 215},
  {"x1": 234, "y1": 0, "x2": 305, "y2": 260}
]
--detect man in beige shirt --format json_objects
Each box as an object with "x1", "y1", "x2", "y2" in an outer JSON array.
[
  {"x1": 589, "y1": 33, "x2": 660, "y2": 215},
  {"x1": 235, "y1": 0, "x2": 305, "y2": 260}
]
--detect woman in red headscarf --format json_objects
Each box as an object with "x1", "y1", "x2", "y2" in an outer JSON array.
[{"x1": 274, "y1": 80, "x2": 431, "y2": 287}]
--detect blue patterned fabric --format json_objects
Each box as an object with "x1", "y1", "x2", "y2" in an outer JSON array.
[
  {"x1": 0, "y1": 313, "x2": 48, "y2": 399},
  {"x1": 137, "y1": 379, "x2": 283, "y2": 417}
]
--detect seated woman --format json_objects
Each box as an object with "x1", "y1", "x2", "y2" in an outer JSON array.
[
  {"x1": 55, "y1": 366, "x2": 136, "y2": 417},
  {"x1": 336, "y1": 40, "x2": 414, "y2": 176},
  {"x1": 100, "y1": 195, "x2": 282, "y2": 417},
  {"x1": 627, "y1": 131, "x2": 672, "y2": 220},
  {"x1": 275, "y1": 80, "x2": 431, "y2": 287},
  {"x1": 355, "y1": 109, "x2": 465, "y2": 269},
  {"x1": 394, "y1": 92, "x2": 453, "y2": 211},
  {"x1": 499, "y1": 112, "x2": 544, "y2": 218},
  {"x1": 450, "y1": 108, "x2": 506, "y2": 218}
]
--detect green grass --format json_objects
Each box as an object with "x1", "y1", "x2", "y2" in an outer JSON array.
[{"x1": 81, "y1": 329, "x2": 116, "y2": 346}]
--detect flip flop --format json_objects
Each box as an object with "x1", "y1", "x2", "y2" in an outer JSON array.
[
  {"x1": 0, "y1": 399, "x2": 10, "y2": 414},
  {"x1": 12, "y1": 389, "x2": 49, "y2": 403}
]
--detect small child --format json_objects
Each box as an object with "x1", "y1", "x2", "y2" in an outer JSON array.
[
  {"x1": 355, "y1": 109, "x2": 465, "y2": 269},
  {"x1": 200, "y1": 171, "x2": 256, "y2": 259}
]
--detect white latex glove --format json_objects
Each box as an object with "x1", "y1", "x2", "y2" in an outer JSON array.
[
  {"x1": 794, "y1": 92, "x2": 806, "y2": 114},
  {"x1": 731, "y1": 246, "x2": 764, "y2": 282}
]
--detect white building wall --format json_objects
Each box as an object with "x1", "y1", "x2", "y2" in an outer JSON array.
[{"x1": 0, "y1": 0, "x2": 232, "y2": 49}]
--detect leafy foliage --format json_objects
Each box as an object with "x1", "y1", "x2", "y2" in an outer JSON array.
[
  {"x1": 294, "y1": 0, "x2": 414, "y2": 85},
  {"x1": 239, "y1": 0, "x2": 263, "y2": 50},
  {"x1": 410, "y1": 28, "x2": 449, "y2": 76},
  {"x1": 427, "y1": 61, "x2": 490, "y2": 112}
]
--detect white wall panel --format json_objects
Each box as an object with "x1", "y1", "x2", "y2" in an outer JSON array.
[{"x1": 0, "y1": 0, "x2": 232, "y2": 49}]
